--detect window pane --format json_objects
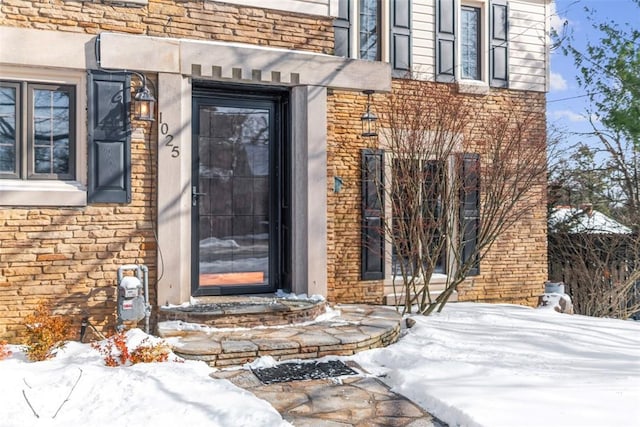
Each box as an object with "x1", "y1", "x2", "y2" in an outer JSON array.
[
  {"x1": 391, "y1": 159, "x2": 419, "y2": 275},
  {"x1": 359, "y1": 0, "x2": 379, "y2": 61},
  {"x1": 461, "y1": 7, "x2": 480, "y2": 80},
  {"x1": 34, "y1": 146, "x2": 51, "y2": 174},
  {"x1": 0, "y1": 146, "x2": 15, "y2": 173},
  {"x1": 0, "y1": 85, "x2": 17, "y2": 174},
  {"x1": 34, "y1": 118, "x2": 52, "y2": 144},
  {"x1": 53, "y1": 138, "x2": 70, "y2": 174},
  {"x1": 423, "y1": 161, "x2": 446, "y2": 274},
  {"x1": 392, "y1": 159, "x2": 447, "y2": 276},
  {"x1": 31, "y1": 88, "x2": 71, "y2": 176}
]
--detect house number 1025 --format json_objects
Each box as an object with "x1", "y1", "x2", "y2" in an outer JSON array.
[{"x1": 160, "y1": 120, "x2": 180, "y2": 158}]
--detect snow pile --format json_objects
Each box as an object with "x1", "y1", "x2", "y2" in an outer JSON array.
[
  {"x1": 0, "y1": 330, "x2": 289, "y2": 427},
  {"x1": 351, "y1": 303, "x2": 640, "y2": 427},
  {"x1": 275, "y1": 289, "x2": 325, "y2": 302},
  {"x1": 3, "y1": 304, "x2": 639, "y2": 427}
]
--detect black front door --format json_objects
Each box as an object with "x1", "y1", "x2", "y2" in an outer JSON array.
[{"x1": 191, "y1": 89, "x2": 289, "y2": 296}]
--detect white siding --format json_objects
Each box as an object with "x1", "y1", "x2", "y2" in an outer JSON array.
[
  {"x1": 508, "y1": 0, "x2": 548, "y2": 91},
  {"x1": 217, "y1": 0, "x2": 334, "y2": 16},
  {"x1": 216, "y1": 0, "x2": 550, "y2": 91},
  {"x1": 409, "y1": 0, "x2": 549, "y2": 92},
  {"x1": 412, "y1": 0, "x2": 436, "y2": 80}
]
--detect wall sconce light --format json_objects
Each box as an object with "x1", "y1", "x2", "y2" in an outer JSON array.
[
  {"x1": 361, "y1": 89, "x2": 378, "y2": 138},
  {"x1": 132, "y1": 73, "x2": 156, "y2": 122}
]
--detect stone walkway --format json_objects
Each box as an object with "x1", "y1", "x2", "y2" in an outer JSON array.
[
  {"x1": 159, "y1": 301, "x2": 446, "y2": 425},
  {"x1": 213, "y1": 365, "x2": 445, "y2": 426}
]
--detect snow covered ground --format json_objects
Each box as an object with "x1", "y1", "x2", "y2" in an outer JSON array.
[
  {"x1": 0, "y1": 330, "x2": 289, "y2": 427},
  {"x1": 352, "y1": 303, "x2": 640, "y2": 427},
  {"x1": 1, "y1": 303, "x2": 638, "y2": 427}
]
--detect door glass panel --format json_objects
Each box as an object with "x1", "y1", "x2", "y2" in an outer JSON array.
[{"x1": 197, "y1": 105, "x2": 270, "y2": 288}]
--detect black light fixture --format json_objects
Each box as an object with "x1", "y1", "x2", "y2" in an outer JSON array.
[
  {"x1": 133, "y1": 73, "x2": 156, "y2": 122},
  {"x1": 361, "y1": 89, "x2": 378, "y2": 138}
]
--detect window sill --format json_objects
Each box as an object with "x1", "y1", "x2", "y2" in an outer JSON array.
[
  {"x1": 384, "y1": 273, "x2": 458, "y2": 306},
  {"x1": 0, "y1": 180, "x2": 87, "y2": 207},
  {"x1": 456, "y1": 80, "x2": 490, "y2": 95},
  {"x1": 388, "y1": 273, "x2": 448, "y2": 286}
]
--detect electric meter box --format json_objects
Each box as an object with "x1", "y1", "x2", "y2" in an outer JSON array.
[{"x1": 117, "y1": 276, "x2": 146, "y2": 321}]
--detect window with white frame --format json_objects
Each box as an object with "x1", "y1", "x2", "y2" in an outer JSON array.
[
  {"x1": 359, "y1": 0, "x2": 381, "y2": 61},
  {"x1": 436, "y1": 0, "x2": 508, "y2": 88},
  {"x1": 361, "y1": 148, "x2": 481, "y2": 282},
  {"x1": 334, "y1": 0, "x2": 412, "y2": 75},
  {"x1": 391, "y1": 158, "x2": 447, "y2": 278},
  {"x1": 0, "y1": 81, "x2": 76, "y2": 181}
]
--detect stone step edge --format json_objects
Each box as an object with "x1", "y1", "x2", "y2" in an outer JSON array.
[
  {"x1": 160, "y1": 304, "x2": 403, "y2": 368},
  {"x1": 172, "y1": 325, "x2": 401, "y2": 367},
  {"x1": 157, "y1": 299, "x2": 328, "y2": 328}
]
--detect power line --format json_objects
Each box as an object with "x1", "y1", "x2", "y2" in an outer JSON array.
[{"x1": 547, "y1": 90, "x2": 606, "y2": 104}]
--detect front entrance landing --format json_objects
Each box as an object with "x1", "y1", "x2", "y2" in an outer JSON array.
[{"x1": 157, "y1": 302, "x2": 401, "y2": 368}]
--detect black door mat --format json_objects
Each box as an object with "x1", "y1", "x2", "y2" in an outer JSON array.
[{"x1": 252, "y1": 360, "x2": 358, "y2": 384}]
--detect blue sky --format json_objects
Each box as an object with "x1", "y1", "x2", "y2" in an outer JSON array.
[{"x1": 547, "y1": 0, "x2": 638, "y2": 137}]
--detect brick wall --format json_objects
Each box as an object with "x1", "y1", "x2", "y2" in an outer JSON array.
[
  {"x1": 0, "y1": 1, "x2": 333, "y2": 341},
  {"x1": 0, "y1": 0, "x2": 334, "y2": 54},
  {"x1": 326, "y1": 89, "x2": 385, "y2": 304},
  {"x1": 0, "y1": 0, "x2": 547, "y2": 340},
  {"x1": 0, "y1": 122, "x2": 157, "y2": 340},
  {"x1": 456, "y1": 85, "x2": 548, "y2": 306},
  {"x1": 326, "y1": 79, "x2": 547, "y2": 306}
]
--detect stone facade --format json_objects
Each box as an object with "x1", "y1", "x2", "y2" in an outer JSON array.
[
  {"x1": 0, "y1": 0, "x2": 547, "y2": 341},
  {"x1": 0, "y1": 0, "x2": 333, "y2": 54},
  {"x1": 0, "y1": 0, "x2": 334, "y2": 340},
  {"x1": 0, "y1": 124, "x2": 156, "y2": 340},
  {"x1": 327, "y1": 89, "x2": 385, "y2": 304},
  {"x1": 326, "y1": 80, "x2": 547, "y2": 306}
]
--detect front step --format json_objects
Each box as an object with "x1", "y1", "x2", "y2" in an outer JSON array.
[{"x1": 158, "y1": 304, "x2": 402, "y2": 368}]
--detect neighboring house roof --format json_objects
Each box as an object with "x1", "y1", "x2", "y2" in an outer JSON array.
[{"x1": 549, "y1": 206, "x2": 632, "y2": 234}]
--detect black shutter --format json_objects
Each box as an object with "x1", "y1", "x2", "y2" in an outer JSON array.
[
  {"x1": 459, "y1": 153, "x2": 480, "y2": 276},
  {"x1": 334, "y1": 0, "x2": 351, "y2": 58},
  {"x1": 391, "y1": 0, "x2": 412, "y2": 77},
  {"x1": 436, "y1": 0, "x2": 456, "y2": 82},
  {"x1": 361, "y1": 149, "x2": 385, "y2": 280},
  {"x1": 87, "y1": 70, "x2": 131, "y2": 203},
  {"x1": 490, "y1": 0, "x2": 509, "y2": 88}
]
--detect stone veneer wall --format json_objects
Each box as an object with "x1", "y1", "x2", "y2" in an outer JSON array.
[
  {"x1": 0, "y1": 0, "x2": 547, "y2": 339},
  {"x1": 326, "y1": 90, "x2": 385, "y2": 304},
  {"x1": 326, "y1": 79, "x2": 547, "y2": 306},
  {"x1": 0, "y1": 0, "x2": 333, "y2": 341},
  {"x1": 0, "y1": 0, "x2": 333, "y2": 54},
  {"x1": 0, "y1": 123, "x2": 157, "y2": 340}
]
